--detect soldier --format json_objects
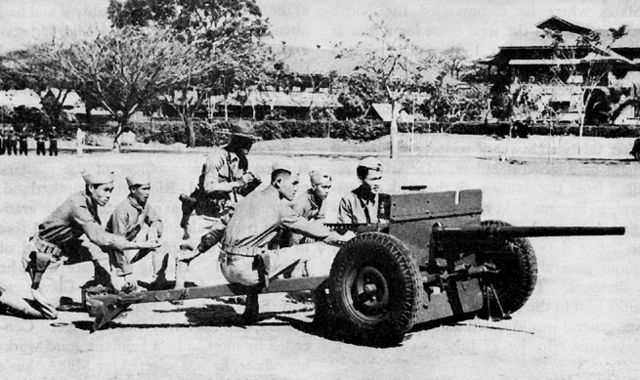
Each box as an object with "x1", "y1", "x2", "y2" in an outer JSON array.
[
  {"x1": 219, "y1": 161, "x2": 352, "y2": 323},
  {"x1": 286, "y1": 169, "x2": 332, "y2": 246},
  {"x1": 106, "y1": 175, "x2": 169, "y2": 290},
  {"x1": 6, "y1": 128, "x2": 17, "y2": 155},
  {"x1": 76, "y1": 127, "x2": 85, "y2": 157},
  {"x1": 35, "y1": 129, "x2": 46, "y2": 156},
  {"x1": 0, "y1": 170, "x2": 160, "y2": 319},
  {"x1": 0, "y1": 127, "x2": 5, "y2": 155},
  {"x1": 48, "y1": 127, "x2": 58, "y2": 156},
  {"x1": 337, "y1": 157, "x2": 382, "y2": 224},
  {"x1": 175, "y1": 120, "x2": 262, "y2": 288},
  {"x1": 18, "y1": 130, "x2": 28, "y2": 155}
]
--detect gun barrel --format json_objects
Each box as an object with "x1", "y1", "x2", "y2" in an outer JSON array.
[{"x1": 433, "y1": 225, "x2": 625, "y2": 239}]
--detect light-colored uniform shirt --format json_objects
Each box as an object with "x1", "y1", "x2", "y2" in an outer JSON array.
[
  {"x1": 286, "y1": 188, "x2": 325, "y2": 246},
  {"x1": 292, "y1": 189, "x2": 325, "y2": 221},
  {"x1": 337, "y1": 185, "x2": 379, "y2": 224},
  {"x1": 38, "y1": 191, "x2": 130, "y2": 251},
  {"x1": 195, "y1": 147, "x2": 242, "y2": 217},
  {"x1": 106, "y1": 195, "x2": 163, "y2": 275},
  {"x1": 222, "y1": 186, "x2": 331, "y2": 250},
  {"x1": 106, "y1": 195, "x2": 162, "y2": 241}
]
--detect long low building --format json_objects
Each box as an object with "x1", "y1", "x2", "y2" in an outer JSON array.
[{"x1": 482, "y1": 16, "x2": 640, "y2": 125}]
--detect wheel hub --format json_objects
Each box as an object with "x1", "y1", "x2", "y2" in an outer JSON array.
[{"x1": 350, "y1": 266, "x2": 390, "y2": 317}]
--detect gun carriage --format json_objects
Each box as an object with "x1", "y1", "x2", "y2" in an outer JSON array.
[{"x1": 86, "y1": 188, "x2": 624, "y2": 346}]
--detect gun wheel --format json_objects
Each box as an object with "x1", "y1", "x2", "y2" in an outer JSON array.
[
  {"x1": 329, "y1": 232, "x2": 421, "y2": 347},
  {"x1": 478, "y1": 220, "x2": 538, "y2": 319}
]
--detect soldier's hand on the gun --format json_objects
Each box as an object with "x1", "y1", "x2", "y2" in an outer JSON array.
[
  {"x1": 137, "y1": 240, "x2": 161, "y2": 250},
  {"x1": 323, "y1": 231, "x2": 354, "y2": 246},
  {"x1": 341, "y1": 230, "x2": 357, "y2": 241}
]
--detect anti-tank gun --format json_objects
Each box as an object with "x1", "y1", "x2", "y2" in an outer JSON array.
[{"x1": 86, "y1": 188, "x2": 624, "y2": 347}]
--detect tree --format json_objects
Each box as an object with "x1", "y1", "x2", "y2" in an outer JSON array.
[
  {"x1": 38, "y1": 26, "x2": 211, "y2": 150},
  {"x1": 108, "y1": 0, "x2": 273, "y2": 145},
  {"x1": 108, "y1": 0, "x2": 268, "y2": 53},
  {"x1": 543, "y1": 26, "x2": 632, "y2": 155},
  {"x1": 442, "y1": 47, "x2": 468, "y2": 80},
  {"x1": 337, "y1": 14, "x2": 439, "y2": 158}
]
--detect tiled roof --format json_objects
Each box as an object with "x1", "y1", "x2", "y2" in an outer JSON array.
[{"x1": 210, "y1": 90, "x2": 340, "y2": 108}]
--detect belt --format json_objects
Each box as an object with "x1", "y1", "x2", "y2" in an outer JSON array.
[
  {"x1": 221, "y1": 245, "x2": 268, "y2": 257},
  {"x1": 34, "y1": 235, "x2": 62, "y2": 257},
  {"x1": 220, "y1": 245, "x2": 271, "y2": 288}
]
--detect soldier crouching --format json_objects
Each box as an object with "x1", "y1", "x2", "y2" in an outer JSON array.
[
  {"x1": 105, "y1": 175, "x2": 169, "y2": 291},
  {"x1": 219, "y1": 162, "x2": 353, "y2": 324},
  {"x1": 0, "y1": 169, "x2": 159, "y2": 319},
  {"x1": 285, "y1": 169, "x2": 332, "y2": 247}
]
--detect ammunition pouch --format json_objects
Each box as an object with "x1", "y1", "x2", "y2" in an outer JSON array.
[{"x1": 23, "y1": 236, "x2": 62, "y2": 289}]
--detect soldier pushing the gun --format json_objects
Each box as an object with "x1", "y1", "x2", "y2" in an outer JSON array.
[
  {"x1": 176, "y1": 121, "x2": 262, "y2": 288},
  {"x1": 0, "y1": 169, "x2": 159, "y2": 319},
  {"x1": 219, "y1": 161, "x2": 352, "y2": 323},
  {"x1": 286, "y1": 169, "x2": 333, "y2": 246}
]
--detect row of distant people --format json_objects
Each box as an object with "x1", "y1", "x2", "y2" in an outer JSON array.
[{"x1": 0, "y1": 127, "x2": 59, "y2": 156}]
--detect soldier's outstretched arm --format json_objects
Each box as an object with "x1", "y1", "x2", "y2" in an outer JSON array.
[
  {"x1": 83, "y1": 223, "x2": 159, "y2": 252},
  {"x1": 280, "y1": 205, "x2": 331, "y2": 240}
]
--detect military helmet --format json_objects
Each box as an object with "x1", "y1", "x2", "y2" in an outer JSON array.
[{"x1": 229, "y1": 119, "x2": 259, "y2": 140}]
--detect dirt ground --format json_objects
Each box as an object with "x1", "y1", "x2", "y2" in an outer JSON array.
[{"x1": 0, "y1": 136, "x2": 639, "y2": 379}]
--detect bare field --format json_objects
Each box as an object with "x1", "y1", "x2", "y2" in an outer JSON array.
[{"x1": 0, "y1": 146, "x2": 639, "y2": 380}]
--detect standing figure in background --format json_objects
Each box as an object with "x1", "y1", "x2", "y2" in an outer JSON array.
[
  {"x1": 48, "y1": 127, "x2": 58, "y2": 156},
  {"x1": 76, "y1": 127, "x2": 85, "y2": 157},
  {"x1": 0, "y1": 128, "x2": 6, "y2": 155},
  {"x1": 7, "y1": 128, "x2": 17, "y2": 155},
  {"x1": 18, "y1": 130, "x2": 28, "y2": 155},
  {"x1": 36, "y1": 129, "x2": 46, "y2": 155}
]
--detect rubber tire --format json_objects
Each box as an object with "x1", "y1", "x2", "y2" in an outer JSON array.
[
  {"x1": 477, "y1": 220, "x2": 537, "y2": 319},
  {"x1": 329, "y1": 232, "x2": 421, "y2": 347}
]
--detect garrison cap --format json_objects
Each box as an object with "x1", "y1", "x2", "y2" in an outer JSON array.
[
  {"x1": 309, "y1": 170, "x2": 332, "y2": 185},
  {"x1": 271, "y1": 161, "x2": 299, "y2": 175},
  {"x1": 358, "y1": 157, "x2": 382, "y2": 171},
  {"x1": 126, "y1": 175, "x2": 150, "y2": 188},
  {"x1": 81, "y1": 169, "x2": 115, "y2": 185}
]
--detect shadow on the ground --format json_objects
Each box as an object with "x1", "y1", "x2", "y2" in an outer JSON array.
[{"x1": 74, "y1": 304, "x2": 315, "y2": 331}]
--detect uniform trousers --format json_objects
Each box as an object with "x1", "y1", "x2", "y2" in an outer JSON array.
[{"x1": 219, "y1": 242, "x2": 339, "y2": 286}]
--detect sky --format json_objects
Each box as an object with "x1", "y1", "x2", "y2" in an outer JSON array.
[{"x1": 0, "y1": 0, "x2": 639, "y2": 58}]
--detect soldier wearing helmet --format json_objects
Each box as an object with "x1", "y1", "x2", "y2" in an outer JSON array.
[{"x1": 175, "y1": 120, "x2": 262, "y2": 288}]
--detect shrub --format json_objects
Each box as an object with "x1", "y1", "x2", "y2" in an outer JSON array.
[{"x1": 83, "y1": 119, "x2": 640, "y2": 146}]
